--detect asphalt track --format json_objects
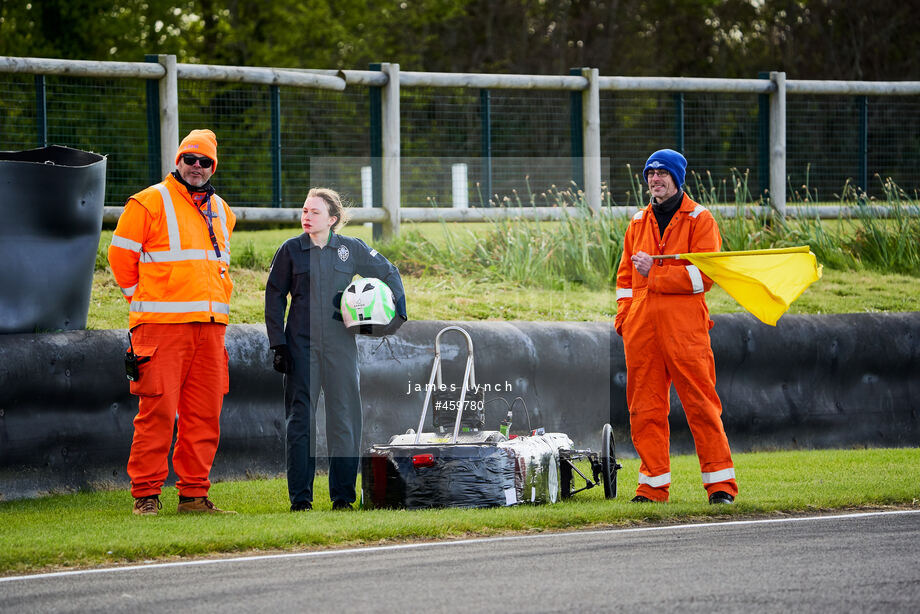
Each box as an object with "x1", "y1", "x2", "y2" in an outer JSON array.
[{"x1": 2, "y1": 510, "x2": 918, "y2": 613}]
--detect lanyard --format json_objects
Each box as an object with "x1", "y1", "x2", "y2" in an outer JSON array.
[{"x1": 195, "y1": 194, "x2": 221, "y2": 259}]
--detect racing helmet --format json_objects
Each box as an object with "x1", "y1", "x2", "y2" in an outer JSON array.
[{"x1": 341, "y1": 277, "x2": 396, "y2": 330}]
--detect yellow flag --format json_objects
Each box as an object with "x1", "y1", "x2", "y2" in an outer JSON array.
[{"x1": 679, "y1": 246, "x2": 823, "y2": 326}]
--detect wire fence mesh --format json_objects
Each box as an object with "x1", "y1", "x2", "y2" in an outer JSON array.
[
  {"x1": 399, "y1": 87, "x2": 580, "y2": 207},
  {"x1": 602, "y1": 92, "x2": 762, "y2": 205},
  {"x1": 868, "y1": 96, "x2": 920, "y2": 195},
  {"x1": 178, "y1": 81, "x2": 273, "y2": 207},
  {"x1": 601, "y1": 91, "x2": 676, "y2": 205},
  {"x1": 787, "y1": 95, "x2": 863, "y2": 202},
  {"x1": 281, "y1": 86, "x2": 370, "y2": 206},
  {"x1": 0, "y1": 75, "x2": 37, "y2": 151},
  {"x1": 2, "y1": 73, "x2": 918, "y2": 209},
  {"x1": 0, "y1": 74, "x2": 150, "y2": 206},
  {"x1": 46, "y1": 76, "x2": 149, "y2": 206},
  {"x1": 683, "y1": 93, "x2": 761, "y2": 203}
]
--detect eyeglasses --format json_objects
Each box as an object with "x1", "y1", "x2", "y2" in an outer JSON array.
[
  {"x1": 647, "y1": 169, "x2": 670, "y2": 178},
  {"x1": 180, "y1": 154, "x2": 214, "y2": 168}
]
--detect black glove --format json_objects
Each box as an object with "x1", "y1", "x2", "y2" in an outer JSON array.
[
  {"x1": 373, "y1": 295, "x2": 408, "y2": 336},
  {"x1": 271, "y1": 344, "x2": 292, "y2": 374},
  {"x1": 377, "y1": 314, "x2": 406, "y2": 336}
]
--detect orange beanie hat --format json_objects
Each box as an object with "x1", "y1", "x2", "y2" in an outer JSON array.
[{"x1": 175, "y1": 129, "x2": 218, "y2": 171}]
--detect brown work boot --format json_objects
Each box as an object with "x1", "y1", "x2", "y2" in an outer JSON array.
[
  {"x1": 177, "y1": 496, "x2": 237, "y2": 514},
  {"x1": 133, "y1": 495, "x2": 162, "y2": 516}
]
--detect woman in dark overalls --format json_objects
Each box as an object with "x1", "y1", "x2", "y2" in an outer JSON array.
[{"x1": 264, "y1": 188, "x2": 406, "y2": 511}]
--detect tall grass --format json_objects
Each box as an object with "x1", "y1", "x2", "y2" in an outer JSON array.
[
  {"x1": 841, "y1": 177, "x2": 920, "y2": 275},
  {"x1": 379, "y1": 174, "x2": 920, "y2": 291},
  {"x1": 95, "y1": 172, "x2": 916, "y2": 293},
  {"x1": 378, "y1": 185, "x2": 631, "y2": 290},
  {"x1": 475, "y1": 186, "x2": 628, "y2": 288}
]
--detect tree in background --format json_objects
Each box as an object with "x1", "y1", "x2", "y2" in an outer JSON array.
[
  {"x1": 2, "y1": 0, "x2": 918, "y2": 80},
  {"x1": 0, "y1": 0, "x2": 193, "y2": 59}
]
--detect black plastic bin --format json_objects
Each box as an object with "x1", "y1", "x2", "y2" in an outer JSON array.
[{"x1": 0, "y1": 146, "x2": 107, "y2": 333}]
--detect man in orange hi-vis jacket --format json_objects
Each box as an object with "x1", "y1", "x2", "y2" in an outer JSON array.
[
  {"x1": 615, "y1": 149, "x2": 737, "y2": 505},
  {"x1": 108, "y1": 129, "x2": 237, "y2": 515}
]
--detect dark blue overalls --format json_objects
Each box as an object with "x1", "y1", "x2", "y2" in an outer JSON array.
[{"x1": 264, "y1": 232, "x2": 406, "y2": 506}]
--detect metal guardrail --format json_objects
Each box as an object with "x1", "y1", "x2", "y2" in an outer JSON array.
[
  {"x1": 0, "y1": 56, "x2": 165, "y2": 79},
  {"x1": 103, "y1": 203, "x2": 919, "y2": 227},
  {"x1": 597, "y1": 76, "x2": 775, "y2": 94},
  {"x1": 786, "y1": 80, "x2": 920, "y2": 96},
  {"x1": 177, "y1": 64, "x2": 346, "y2": 90},
  {"x1": 4, "y1": 55, "x2": 919, "y2": 234},
  {"x1": 6, "y1": 55, "x2": 919, "y2": 96},
  {"x1": 400, "y1": 71, "x2": 587, "y2": 90}
]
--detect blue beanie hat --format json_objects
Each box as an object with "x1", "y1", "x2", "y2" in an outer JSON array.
[{"x1": 643, "y1": 149, "x2": 687, "y2": 188}]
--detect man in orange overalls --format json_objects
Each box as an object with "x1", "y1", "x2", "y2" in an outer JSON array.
[
  {"x1": 109, "y1": 129, "x2": 237, "y2": 515},
  {"x1": 615, "y1": 149, "x2": 737, "y2": 504}
]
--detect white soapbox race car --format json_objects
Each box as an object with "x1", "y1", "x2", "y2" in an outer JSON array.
[{"x1": 361, "y1": 326, "x2": 621, "y2": 509}]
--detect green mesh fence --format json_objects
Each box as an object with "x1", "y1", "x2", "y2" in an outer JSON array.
[
  {"x1": 0, "y1": 75, "x2": 149, "y2": 206},
  {"x1": 0, "y1": 75, "x2": 37, "y2": 150},
  {"x1": 45, "y1": 76, "x2": 149, "y2": 206},
  {"x1": 401, "y1": 86, "x2": 480, "y2": 158},
  {"x1": 600, "y1": 92, "x2": 762, "y2": 206},
  {"x1": 2, "y1": 73, "x2": 918, "y2": 209},
  {"x1": 683, "y1": 93, "x2": 761, "y2": 203},
  {"x1": 401, "y1": 86, "x2": 481, "y2": 207},
  {"x1": 787, "y1": 95, "x2": 863, "y2": 202},
  {"x1": 489, "y1": 88, "x2": 575, "y2": 203},
  {"x1": 601, "y1": 92, "x2": 675, "y2": 205},
  {"x1": 787, "y1": 95, "x2": 920, "y2": 200},
  {"x1": 177, "y1": 81, "x2": 273, "y2": 207},
  {"x1": 178, "y1": 81, "x2": 372, "y2": 207},
  {"x1": 868, "y1": 96, "x2": 920, "y2": 196},
  {"x1": 281, "y1": 86, "x2": 369, "y2": 207},
  {"x1": 400, "y1": 87, "x2": 577, "y2": 207}
]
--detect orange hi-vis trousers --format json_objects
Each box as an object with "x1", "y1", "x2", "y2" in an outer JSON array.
[
  {"x1": 127, "y1": 322, "x2": 229, "y2": 498},
  {"x1": 623, "y1": 293, "x2": 737, "y2": 502}
]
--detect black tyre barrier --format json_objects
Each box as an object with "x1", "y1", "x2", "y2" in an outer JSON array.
[
  {"x1": 0, "y1": 146, "x2": 107, "y2": 334},
  {"x1": 0, "y1": 313, "x2": 917, "y2": 500},
  {"x1": 611, "y1": 312, "x2": 920, "y2": 452}
]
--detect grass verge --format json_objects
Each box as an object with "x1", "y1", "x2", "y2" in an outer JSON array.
[
  {"x1": 89, "y1": 221, "x2": 920, "y2": 330},
  {"x1": 89, "y1": 259, "x2": 920, "y2": 330},
  {"x1": 2, "y1": 448, "x2": 918, "y2": 576}
]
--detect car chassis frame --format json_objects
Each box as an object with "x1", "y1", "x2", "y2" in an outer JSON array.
[{"x1": 361, "y1": 326, "x2": 621, "y2": 509}]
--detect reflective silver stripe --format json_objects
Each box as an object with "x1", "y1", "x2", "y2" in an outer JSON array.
[
  {"x1": 120, "y1": 284, "x2": 137, "y2": 297},
  {"x1": 213, "y1": 195, "x2": 231, "y2": 255},
  {"x1": 153, "y1": 183, "x2": 182, "y2": 251},
  {"x1": 689, "y1": 204, "x2": 707, "y2": 219},
  {"x1": 638, "y1": 471, "x2": 671, "y2": 488},
  {"x1": 702, "y1": 468, "x2": 736, "y2": 484},
  {"x1": 111, "y1": 234, "x2": 142, "y2": 252},
  {"x1": 140, "y1": 248, "x2": 228, "y2": 264},
  {"x1": 686, "y1": 265, "x2": 704, "y2": 294},
  {"x1": 616, "y1": 288, "x2": 633, "y2": 300},
  {"x1": 131, "y1": 300, "x2": 217, "y2": 313},
  {"x1": 632, "y1": 210, "x2": 644, "y2": 220},
  {"x1": 129, "y1": 301, "x2": 230, "y2": 315},
  {"x1": 131, "y1": 300, "x2": 211, "y2": 313}
]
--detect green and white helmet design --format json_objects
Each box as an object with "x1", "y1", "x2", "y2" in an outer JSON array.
[{"x1": 341, "y1": 277, "x2": 396, "y2": 329}]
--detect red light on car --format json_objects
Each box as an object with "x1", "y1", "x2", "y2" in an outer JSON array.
[{"x1": 412, "y1": 454, "x2": 435, "y2": 468}]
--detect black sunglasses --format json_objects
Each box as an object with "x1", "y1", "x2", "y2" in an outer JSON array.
[{"x1": 180, "y1": 154, "x2": 214, "y2": 168}]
